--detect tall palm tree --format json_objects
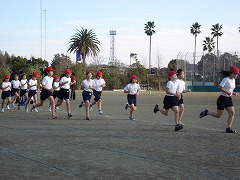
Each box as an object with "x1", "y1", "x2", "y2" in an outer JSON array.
[
  {"x1": 144, "y1": 21, "x2": 156, "y2": 73},
  {"x1": 202, "y1": 37, "x2": 215, "y2": 53},
  {"x1": 68, "y1": 28, "x2": 100, "y2": 66},
  {"x1": 211, "y1": 23, "x2": 223, "y2": 60},
  {"x1": 190, "y1": 22, "x2": 201, "y2": 83}
]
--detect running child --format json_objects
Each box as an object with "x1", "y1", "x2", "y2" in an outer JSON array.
[
  {"x1": 91, "y1": 71, "x2": 106, "y2": 115},
  {"x1": 11, "y1": 74, "x2": 20, "y2": 107},
  {"x1": 18, "y1": 73, "x2": 28, "y2": 110},
  {"x1": 48, "y1": 75, "x2": 60, "y2": 111},
  {"x1": 153, "y1": 70, "x2": 183, "y2": 131},
  {"x1": 1, "y1": 75, "x2": 12, "y2": 112},
  {"x1": 25, "y1": 72, "x2": 38, "y2": 113},
  {"x1": 124, "y1": 75, "x2": 140, "y2": 120},
  {"x1": 30, "y1": 66, "x2": 57, "y2": 119},
  {"x1": 176, "y1": 69, "x2": 191, "y2": 125},
  {"x1": 199, "y1": 66, "x2": 239, "y2": 133},
  {"x1": 79, "y1": 71, "x2": 96, "y2": 120},
  {"x1": 55, "y1": 69, "x2": 73, "y2": 118}
]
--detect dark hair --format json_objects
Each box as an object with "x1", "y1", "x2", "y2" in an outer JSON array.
[
  {"x1": 221, "y1": 70, "x2": 230, "y2": 77},
  {"x1": 177, "y1": 69, "x2": 183, "y2": 76}
]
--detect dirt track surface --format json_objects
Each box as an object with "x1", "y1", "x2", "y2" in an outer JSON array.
[{"x1": 1, "y1": 91, "x2": 240, "y2": 179}]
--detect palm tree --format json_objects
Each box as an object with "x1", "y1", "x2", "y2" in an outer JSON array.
[
  {"x1": 68, "y1": 28, "x2": 100, "y2": 66},
  {"x1": 202, "y1": 37, "x2": 215, "y2": 53},
  {"x1": 190, "y1": 22, "x2": 201, "y2": 83},
  {"x1": 144, "y1": 21, "x2": 156, "y2": 73},
  {"x1": 211, "y1": 23, "x2": 223, "y2": 60}
]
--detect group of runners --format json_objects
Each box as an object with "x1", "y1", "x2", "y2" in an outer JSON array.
[{"x1": 1, "y1": 65, "x2": 239, "y2": 133}]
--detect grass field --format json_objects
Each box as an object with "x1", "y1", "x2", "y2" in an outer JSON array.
[{"x1": 0, "y1": 91, "x2": 240, "y2": 179}]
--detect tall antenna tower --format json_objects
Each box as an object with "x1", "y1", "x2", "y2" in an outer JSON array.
[
  {"x1": 43, "y1": 9, "x2": 47, "y2": 61},
  {"x1": 40, "y1": 0, "x2": 42, "y2": 59},
  {"x1": 109, "y1": 30, "x2": 116, "y2": 63}
]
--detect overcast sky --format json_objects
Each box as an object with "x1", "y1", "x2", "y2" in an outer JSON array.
[{"x1": 1, "y1": 0, "x2": 240, "y2": 67}]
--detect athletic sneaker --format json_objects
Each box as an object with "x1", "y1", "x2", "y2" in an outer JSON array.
[
  {"x1": 199, "y1": 109, "x2": 209, "y2": 118},
  {"x1": 178, "y1": 121, "x2": 184, "y2": 126},
  {"x1": 86, "y1": 116, "x2": 91, "y2": 121},
  {"x1": 25, "y1": 107, "x2": 28, "y2": 113},
  {"x1": 34, "y1": 108, "x2": 38, "y2": 113},
  {"x1": 79, "y1": 101, "x2": 84, "y2": 108},
  {"x1": 226, "y1": 128, "x2": 236, "y2": 133},
  {"x1": 125, "y1": 103, "x2": 129, "y2": 110},
  {"x1": 90, "y1": 104, "x2": 93, "y2": 111},
  {"x1": 67, "y1": 113, "x2": 73, "y2": 118},
  {"x1": 6, "y1": 105, "x2": 10, "y2": 110},
  {"x1": 98, "y1": 110, "x2": 103, "y2": 115},
  {"x1": 11, "y1": 103, "x2": 16, "y2": 107},
  {"x1": 56, "y1": 107, "x2": 59, "y2": 110},
  {"x1": 1, "y1": 108, "x2": 4, "y2": 113},
  {"x1": 48, "y1": 105, "x2": 51, "y2": 111},
  {"x1": 153, "y1": 104, "x2": 159, "y2": 113},
  {"x1": 129, "y1": 116, "x2": 135, "y2": 120},
  {"x1": 174, "y1": 124, "x2": 183, "y2": 131}
]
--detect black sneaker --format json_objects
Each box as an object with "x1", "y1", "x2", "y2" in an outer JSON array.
[
  {"x1": 199, "y1": 109, "x2": 209, "y2": 118},
  {"x1": 79, "y1": 101, "x2": 84, "y2": 108},
  {"x1": 226, "y1": 128, "x2": 236, "y2": 133},
  {"x1": 67, "y1": 113, "x2": 73, "y2": 118},
  {"x1": 86, "y1": 116, "x2": 91, "y2": 121},
  {"x1": 174, "y1": 124, "x2": 183, "y2": 131},
  {"x1": 125, "y1": 103, "x2": 129, "y2": 110},
  {"x1": 153, "y1": 104, "x2": 159, "y2": 113}
]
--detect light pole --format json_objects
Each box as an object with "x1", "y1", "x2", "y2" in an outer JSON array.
[{"x1": 184, "y1": 53, "x2": 188, "y2": 81}]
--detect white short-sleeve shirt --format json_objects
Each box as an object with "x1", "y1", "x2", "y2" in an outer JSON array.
[
  {"x1": 60, "y1": 76, "x2": 71, "y2": 89},
  {"x1": 81, "y1": 79, "x2": 96, "y2": 92},
  {"x1": 11, "y1": 80, "x2": 20, "y2": 89},
  {"x1": 53, "y1": 82, "x2": 60, "y2": 91},
  {"x1": 166, "y1": 80, "x2": 179, "y2": 96},
  {"x1": 176, "y1": 79, "x2": 186, "y2": 93},
  {"x1": 2, "y1": 82, "x2": 11, "y2": 91},
  {"x1": 219, "y1": 77, "x2": 236, "y2": 97},
  {"x1": 20, "y1": 79, "x2": 28, "y2": 90},
  {"x1": 124, "y1": 83, "x2": 140, "y2": 95},
  {"x1": 28, "y1": 79, "x2": 37, "y2": 90},
  {"x1": 42, "y1": 76, "x2": 53, "y2": 90},
  {"x1": 94, "y1": 78, "x2": 106, "y2": 92}
]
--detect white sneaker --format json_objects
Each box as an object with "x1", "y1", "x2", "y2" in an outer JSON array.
[
  {"x1": 1, "y1": 108, "x2": 4, "y2": 113},
  {"x1": 48, "y1": 106, "x2": 51, "y2": 111},
  {"x1": 25, "y1": 107, "x2": 28, "y2": 113},
  {"x1": 98, "y1": 110, "x2": 103, "y2": 115},
  {"x1": 6, "y1": 105, "x2": 10, "y2": 110},
  {"x1": 12, "y1": 103, "x2": 16, "y2": 107},
  {"x1": 34, "y1": 108, "x2": 38, "y2": 113},
  {"x1": 56, "y1": 107, "x2": 59, "y2": 110}
]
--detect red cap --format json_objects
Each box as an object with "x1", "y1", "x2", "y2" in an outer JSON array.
[
  {"x1": 53, "y1": 75, "x2": 59, "y2": 80},
  {"x1": 96, "y1": 71, "x2": 103, "y2": 77},
  {"x1": 64, "y1": 69, "x2": 72, "y2": 75},
  {"x1": 130, "y1": 75, "x2": 137, "y2": 80},
  {"x1": 230, "y1": 66, "x2": 239, "y2": 75},
  {"x1": 32, "y1": 72, "x2": 38, "y2": 77},
  {"x1": 168, "y1": 71, "x2": 177, "y2": 77},
  {"x1": 4, "y1": 75, "x2": 10, "y2": 79},
  {"x1": 45, "y1": 66, "x2": 54, "y2": 72}
]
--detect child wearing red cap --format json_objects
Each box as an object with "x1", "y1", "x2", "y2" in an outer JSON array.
[
  {"x1": 30, "y1": 66, "x2": 57, "y2": 119},
  {"x1": 70, "y1": 73, "x2": 77, "y2": 100},
  {"x1": 10, "y1": 74, "x2": 20, "y2": 107},
  {"x1": 199, "y1": 66, "x2": 239, "y2": 133},
  {"x1": 79, "y1": 71, "x2": 96, "y2": 120},
  {"x1": 25, "y1": 72, "x2": 38, "y2": 113},
  {"x1": 18, "y1": 73, "x2": 28, "y2": 110},
  {"x1": 124, "y1": 75, "x2": 140, "y2": 120},
  {"x1": 91, "y1": 71, "x2": 106, "y2": 115},
  {"x1": 1, "y1": 75, "x2": 12, "y2": 112},
  {"x1": 154, "y1": 70, "x2": 183, "y2": 131},
  {"x1": 55, "y1": 69, "x2": 73, "y2": 118}
]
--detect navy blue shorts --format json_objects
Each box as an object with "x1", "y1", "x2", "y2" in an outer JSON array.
[
  {"x1": 82, "y1": 90, "x2": 92, "y2": 102},
  {"x1": 28, "y1": 90, "x2": 37, "y2": 97},
  {"x1": 11, "y1": 88, "x2": 19, "y2": 96},
  {"x1": 178, "y1": 94, "x2": 183, "y2": 105},
  {"x1": 58, "y1": 88, "x2": 70, "y2": 100},
  {"x1": 40, "y1": 89, "x2": 53, "y2": 100},
  {"x1": 53, "y1": 90, "x2": 59, "y2": 99},
  {"x1": 163, "y1": 95, "x2": 179, "y2": 109},
  {"x1": 20, "y1": 89, "x2": 28, "y2": 97},
  {"x1": 127, "y1": 94, "x2": 137, "y2": 106},
  {"x1": 1, "y1": 91, "x2": 11, "y2": 100},
  {"x1": 217, "y1": 95, "x2": 233, "y2": 110},
  {"x1": 93, "y1": 90, "x2": 102, "y2": 102}
]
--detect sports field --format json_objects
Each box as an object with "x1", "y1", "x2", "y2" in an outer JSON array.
[{"x1": 0, "y1": 91, "x2": 240, "y2": 179}]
